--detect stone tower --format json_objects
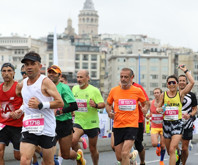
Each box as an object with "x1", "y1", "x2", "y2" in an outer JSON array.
[{"x1": 78, "y1": 0, "x2": 99, "y2": 36}]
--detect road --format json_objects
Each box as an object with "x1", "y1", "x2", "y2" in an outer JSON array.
[{"x1": 6, "y1": 143, "x2": 198, "y2": 165}]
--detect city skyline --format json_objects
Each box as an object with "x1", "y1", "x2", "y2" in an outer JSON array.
[{"x1": 1, "y1": 0, "x2": 198, "y2": 51}]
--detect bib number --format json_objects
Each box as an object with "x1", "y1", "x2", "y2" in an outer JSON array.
[
  {"x1": 164, "y1": 107, "x2": 178, "y2": 121},
  {"x1": 76, "y1": 99, "x2": 88, "y2": 112},
  {"x1": 23, "y1": 113, "x2": 44, "y2": 133},
  {"x1": 118, "y1": 99, "x2": 136, "y2": 111},
  {"x1": 152, "y1": 114, "x2": 163, "y2": 124}
]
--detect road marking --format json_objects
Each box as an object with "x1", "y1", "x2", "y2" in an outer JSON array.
[{"x1": 138, "y1": 158, "x2": 168, "y2": 164}]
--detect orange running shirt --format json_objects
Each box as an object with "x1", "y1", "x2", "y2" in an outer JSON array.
[{"x1": 107, "y1": 85, "x2": 146, "y2": 128}]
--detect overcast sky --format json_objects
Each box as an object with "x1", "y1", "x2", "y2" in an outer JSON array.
[{"x1": 1, "y1": 0, "x2": 198, "y2": 51}]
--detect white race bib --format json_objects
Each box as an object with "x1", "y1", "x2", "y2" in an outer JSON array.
[
  {"x1": 23, "y1": 113, "x2": 44, "y2": 133},
  {"x1": 76, "y1": 99, "x2": 88, "y2": 112},
  {"x1": 118, "y1": 99, "x2": 136, "y2": 111},
  {"x1": 164, "y1": 107, "x2": 179, "y2": 121},
  {"x1": 152, "y1": 114, "x2": 163, "y2": 124}
]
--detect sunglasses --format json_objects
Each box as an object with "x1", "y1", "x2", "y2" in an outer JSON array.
[
  {"x1": 21, "y1": 71, "x2": 26, "y2": 75},
  {"x1": 168, "y1": 81, "x2": 177, "y2": 85}
]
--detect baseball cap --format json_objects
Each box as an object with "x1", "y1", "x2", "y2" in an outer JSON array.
[
  {"x1": 47, "y1": 65, "x2": 62, "y2": 74},
  {"x1": 21, "y1": 52, "x2": 41, "y2": 63},
  {"x1": 1, "y1": 63, "x2": 15, "y2": 71}
]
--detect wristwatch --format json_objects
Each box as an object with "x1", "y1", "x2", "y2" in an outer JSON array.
[
  {"x1": 95, "y1": 103, "x2": 98, "y2": 108},
  {"x1": 38, "y1": 102, "x2": 43, "y2": 110}
]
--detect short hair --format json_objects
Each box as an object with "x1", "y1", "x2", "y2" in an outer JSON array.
[
  {"x1": 121, "y1": 68, "x2": 134, "y2": 77},
  {"x1": 153, "y1": 88, "x2": 162, "y2": 93},
  {"x1": 61, "y1": 74, "x2": 67, "y2": 81},
  {"x1": 1, "y1": 63, "x2": 15, "y2": 71},
  {"x1": 21, "y1": 64, "x2": 25, "y2": 71},
  {"x1": 178, "y1": 74, "x2": 188, "y2": 82},
  {"x1": 166, "y1": 75, "x2": 178, "y2": 83}
]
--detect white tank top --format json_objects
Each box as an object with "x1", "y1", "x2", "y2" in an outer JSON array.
[{"x1": 21, "y1": 75, "x2": 56, "y2": 137}]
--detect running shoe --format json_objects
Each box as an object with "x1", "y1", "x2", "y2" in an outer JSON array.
[
  {"x1": 81, "y1": 137, "x2": 87, "y2": 149},
  {"x1": 77, "y1": 149, "x2": 86, "y2": 165},
  {"x1": 156, "y1": 143, "x2": 161, "y2": 156},
  {"x1": 159, "y1": 161, "x2": 164, "y2": 165},
  {"x1": 130, "y1": 150, "x2": 138, "y2": 164},
  {"x1": 175, "y1": 149, "x2": 181, "y2": 165}
]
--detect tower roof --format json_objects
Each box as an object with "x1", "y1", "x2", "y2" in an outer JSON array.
[{"x1": 83, "y1": 0, "x2": 95, "y2": 10}]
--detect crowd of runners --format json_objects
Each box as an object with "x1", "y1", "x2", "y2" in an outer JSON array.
[{"x1": 0, "y1": 51, "x2": 197, "y2": 165}]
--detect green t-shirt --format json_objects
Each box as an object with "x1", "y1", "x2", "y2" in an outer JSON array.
[
  {"x1": 56, "y1": 82, "x2": 76, "y2": 121},
  {"x1": 72, "y1": 84, "x2": 104, "y2": 129}
]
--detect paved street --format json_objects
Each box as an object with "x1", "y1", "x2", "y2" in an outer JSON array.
[{"x1": 6, "y1": 143, "x2": 198, "y2": 165}]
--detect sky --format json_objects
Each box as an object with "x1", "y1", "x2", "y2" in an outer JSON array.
[{"x1": 1, "y1": 0, "x2": 198, "y2": 51}]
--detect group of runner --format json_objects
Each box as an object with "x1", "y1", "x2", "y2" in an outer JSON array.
[{"x1": 0, "y1": 51, "x2": 197, "y2": 165}]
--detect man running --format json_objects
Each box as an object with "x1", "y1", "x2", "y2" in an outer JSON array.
[
  {"x1": 72, "y1": 70, "x2": 105, "y2": 165},
  {"x1": 47, "y1": 65, "x2": 86, "y2": 165},
  {"x1": 106, "y1": 68, "x2": 148, "y2": 165},
  {"x1": 157, "y1": 65, "x2": 194, "y2": 165},
  {"x1": 13, "y1": 51, "x2": 64, "y2": 165},
  {"x1": 0, "y1": 63, "x2": 23, "y2": 164},
  {"x1": 178, "y1": 74, "x2": 197, "y2": 165},
  {"x1": 147, "y1": 88, "x2": 165, "y2": 165}
]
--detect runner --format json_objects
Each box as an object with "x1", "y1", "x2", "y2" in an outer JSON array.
[
  {"x1": 13, "y1": 51, "x2": 64, "y2": 165},
  {"x1": 60, "y1": 74, "x2": 68, "y2": 84},
  {"x1": 58, "y1": 72, "x2": 87, "y2": 150},
  {"x1": 147, "y1": 88, "x2": 165, "y2": 165},
  {"x1": 106, "y1": 68, "x2": 148, "y2": 165},
  {"x1": 47, "y1": 65, "x2": 86, "y2": 165},
  {"x1": 156, "y1": 65, "x2": 194, "y2": 165},
  {"x1": 178, "y1": 74, "x2": 197, "y2": 165},
  {"x1": 72, "y1": 69, "x2": 105, "y2": 165},
  {"x1": 132, "y1": 81, "x2": 149, "y2": 165},
  {"x1": 0, "y1": 63, "x2": 23, "y2": 164}
]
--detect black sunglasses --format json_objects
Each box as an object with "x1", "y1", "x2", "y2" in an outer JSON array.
[
  {"x1": 168, "y1": 81, "x2": 176, "y2": 85},
  {"x1": 21, "y1": 71, "x2": 26, "y2": 75}
]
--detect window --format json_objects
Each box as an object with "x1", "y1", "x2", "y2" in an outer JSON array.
[
  {"x1": 75, "y1": 54, "x2": 80, "y2": 60},
  {"x1": 1, "y1": 56, "x2": 4, "y2": 61},
  {"x1": 91, "y1": 55, "x2": 97, "y2": 61},
  {"x1": 117, "y1": 58, "x2": 125, "y2": 62},
  {"x1": 162, "y1": 67, "x2": 168, "y2": 72},
  {"x1": 83, "y1": 54, "x2": 88, "y2": 61},
  {"x1": 150, "y1": 58, "x2": 159, "y2": 63},
  {"x1": 49, "y1": 54, "x2": 53, "y2": 60},
  {"x1": 91, "y1": 71, "x2": 97, "y2": 78},
  {"x1": 82, "y1": 63, "x2": 88, "y2": 69},
  {"x1": 150, "y1": 75, "x2": 158, "y2": 79},
  {"x1": 194, "y1": 75, "x2": 198, "y2": 81},
  {"x1": 162, "y1": 83, "x2": 166, "y2": 88},
  {"x1": 91, "y1": 63, "x2": 97, "y2": 69},
  {"x1": 150, "y1": 83, "x2": 158, "y2": 87},
  {"x1": 129, "y1": 58, "x2": 136, "y2": 63},
  {"x1": 75, "y1": 63, "x2": 80, "y2": 69},
  {"x1": 195, "y1": 63, "x2": 198, "y2": 69},
  {"x1": 162, "y1": 75, "x2": 167, "y2": 79},
  {"x1": 141, "y1": 74, "x2": 146, "y2": 79},
  {"x1": 162, "y1": 59, "x2": 168, "y2": 64},
  {"x1": 150, "y1": 66, "x2": 157, "y2": 72}
]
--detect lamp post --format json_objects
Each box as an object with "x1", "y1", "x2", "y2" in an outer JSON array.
[{"x1": 138, "y1": 49, "x2": 141, "y2": 84}]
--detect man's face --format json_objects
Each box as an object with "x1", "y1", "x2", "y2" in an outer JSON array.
[
  {"x1": 178, "y1": 76, "x2": 187, "y2": 90},
  {"x1": 120, "y1": 70, "x2": 132, "y2": 87},
  {"x1": 1, "y1": 67, "x2": 15, "y2": 82},
  {"x1": 48, "y1": 70, "x2": 60, "y2": 84},
  {"x1": 21, "y1": 67, "x2": 27, "y2": 79},
  {"x1": 60, "y1": 77, "x2": 67, "y2": 84},
  {"x1": 153, "y1": 89, "x2": 161, "y2": 100},
  {"x1": 167, "y1": 78, "x2": 178, "y2": 92},
  {"x1": 24, "y1": 60, "x2": 41, "y2": 79},
  {"x1": 77, "y1": 71, "x2": 89, "y2": 88}
]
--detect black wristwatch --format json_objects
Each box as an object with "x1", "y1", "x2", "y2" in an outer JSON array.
[
  {"x1": 95, "y1": 103, "x2": 98, "y2": 108},
  {"x1": 38, "y1": 102, "x2": 43, "y2": 110}
]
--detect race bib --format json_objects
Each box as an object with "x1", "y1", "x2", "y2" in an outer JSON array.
[
  {"x1": 152, "y1": 114, "x2": 163, "y2": 124},
  {"x1": 23, "y1": 113, "x2": 44, "y2": 133},
  {"x1": 0, "y1": 123, "x2": 5, "y2": 131},
  {"x1": 164, "y1": 107, "x2": 178, "y2": 121},
  {"x1": 118, "y1": 99, "x2": 136, "y2": 111},
  {"x1": 76, "y1": 99, "x2": 88, "y2": 112}
]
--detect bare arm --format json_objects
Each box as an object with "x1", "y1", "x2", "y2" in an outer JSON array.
[
  {"x1": 179, "y1": 65, "x2": 195, "y2": 100},
  {"x1": 89, "y1": 99, "x2": 105, "y2": 109},
  {"x1": 156, "y1": 93, "x2": 164, "y2": 113},
  {"x1": 106, "y1": 102, "x2": 114, "y2": 119},
  {"x1": 141, "y1": 100, "x2": 150, "y2": 116},
  {"x1": 43, "y1": 78, "x2": 64, "y2": 109},
  {"x1": 16, "y1": 81, "x2": 23, "y2": 97}
]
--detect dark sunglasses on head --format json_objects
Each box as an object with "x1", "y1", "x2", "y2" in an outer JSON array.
[
  {"x1": 21, "y1": 71, "x2": 26, "y2": 75},
  {"x1": 168, "y1": 81, "x2": 176, "y2": 85}
]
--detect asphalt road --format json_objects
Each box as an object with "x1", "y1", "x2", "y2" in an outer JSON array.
[{"x1": 6, "y1": 143, "x2": 198, "y2": 165}]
